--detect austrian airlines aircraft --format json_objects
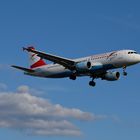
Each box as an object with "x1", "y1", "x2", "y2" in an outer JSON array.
[{"x1": 12, "y1": 47, "x2": 140, "y2": 87}]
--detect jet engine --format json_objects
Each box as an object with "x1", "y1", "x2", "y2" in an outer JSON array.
[
  {"x1": 102, "y1": 71, "x2": 120, "y2": 81},
  {"x1": 76, "y1": 61, "x2": 91, "y2": 71}
]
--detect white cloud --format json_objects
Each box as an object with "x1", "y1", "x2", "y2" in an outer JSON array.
[
  {"x1": 0, "y1": 85, "x2": 107, "y2": 136},
  {"x1": 17, "y1": 85, "x2": 44, "y2": 95},
  {"x1": 17, "y1": 85, "x2": 29, "y2": 93}
]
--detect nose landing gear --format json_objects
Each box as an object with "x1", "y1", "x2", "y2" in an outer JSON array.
[{"x1": 123, "y1": 66, "x2": 127, "y2": 76}]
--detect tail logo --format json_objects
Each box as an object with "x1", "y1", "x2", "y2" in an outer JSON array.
[
  {"x1": 30, "y1": 59, "x2": 46, "y2": 69},
  {"x1": 27, "y1": 46, "x2": 47, "y2": 69}
]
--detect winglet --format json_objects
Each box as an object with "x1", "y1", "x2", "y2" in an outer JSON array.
[{"x1": 23, "y1": 46, "x2": 35, "y2": 52}]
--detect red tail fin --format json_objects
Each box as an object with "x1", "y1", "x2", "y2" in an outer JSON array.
[{"x1": 27, "y1": 46, "x2": 46, "y2": 69}]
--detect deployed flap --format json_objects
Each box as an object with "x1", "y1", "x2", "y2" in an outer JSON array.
[
  {"x1": 11, "y1": 65, "x2": 35, "y2": 73},
  {"x1": 23, "y1": 47, "x2": 76, "y2": 70}
]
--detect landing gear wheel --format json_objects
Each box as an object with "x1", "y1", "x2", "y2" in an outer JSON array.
[
  {"x1": 89, "y1": 81, "x2": 96, "y2": 87},
  {"x1": 69, "y1": 75, "x2": 76, "y2": 80},
  {"x1": 123, "y1": 66, "x2": 127, "y2": 76},
  {"x1": 123, "y1": 72, "x2": 128, "y2": 76}
]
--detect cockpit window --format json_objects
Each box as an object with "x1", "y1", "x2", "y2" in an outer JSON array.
[{"x1": 128, "y1": 51, "x2": 137, "y2": 54}]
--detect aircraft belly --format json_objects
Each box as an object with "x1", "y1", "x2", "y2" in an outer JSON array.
[{"x1": 47, "y1": 70, "x2": 72, "y2": 78}]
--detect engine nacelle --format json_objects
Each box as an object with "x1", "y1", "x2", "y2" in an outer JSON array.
[
  {"x1": 102, "y1": 71, "x2": 120, "y2": 81},
  {"x1": 76, "y1": 61, "x2": 91, "y2": 71}
]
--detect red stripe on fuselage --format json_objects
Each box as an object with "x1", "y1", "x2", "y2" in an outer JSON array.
[{"x1": 31, "y1": 59, "x2": 46, "y2": 69}]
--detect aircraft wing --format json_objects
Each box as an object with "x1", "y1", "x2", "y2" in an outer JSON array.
[{"x1": 23, "y1": 47, "x2": 76, "y2": 70}]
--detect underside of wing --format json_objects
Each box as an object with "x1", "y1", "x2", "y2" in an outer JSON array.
[{"x1": 23, "y1": 48, "x2": 76, "y2": 70}]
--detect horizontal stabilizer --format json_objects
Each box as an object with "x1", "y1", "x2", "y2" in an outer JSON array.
[{"x1": 11, "y1": 65, "x2": 35, "y2": 73}]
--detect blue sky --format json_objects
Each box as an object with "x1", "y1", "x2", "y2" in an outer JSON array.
[{"x1": 0, "y1": 0, "x2": 140, "y2": 140}]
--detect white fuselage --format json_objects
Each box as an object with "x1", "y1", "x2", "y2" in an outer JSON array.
[{"x1": 27, "y1": 50, "x2": 140, "y2": 78}]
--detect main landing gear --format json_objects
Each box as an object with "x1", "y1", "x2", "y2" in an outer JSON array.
[
  {"x1": 89, "y1": 78, "x2": 96, "y2": 87},
  {"x1": 123, "y1": 66, "x2": 128, "y2": 76},
  {"x1": 69, "y1": 72, "x2": 77, "y2": 80}
]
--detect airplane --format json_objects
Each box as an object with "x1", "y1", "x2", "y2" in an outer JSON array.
[{"x1": 12, "y1": 47, "x2": 140, "y2": 87}]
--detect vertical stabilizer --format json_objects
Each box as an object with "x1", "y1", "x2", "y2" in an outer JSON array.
[{"x1": 27, "y1": 46, "x2": 46, "y2": 69}]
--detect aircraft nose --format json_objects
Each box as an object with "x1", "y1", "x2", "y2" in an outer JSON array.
[{"x1": 134, "y1": 54, "x2": 140, "y2": 63}]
